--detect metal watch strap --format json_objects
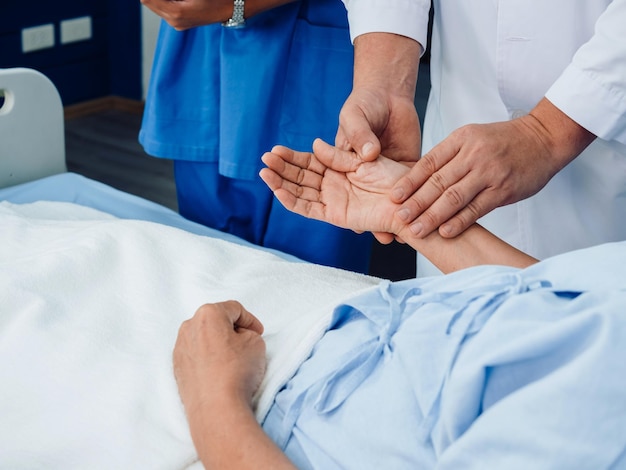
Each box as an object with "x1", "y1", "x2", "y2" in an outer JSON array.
[{"x1": 222, "y1": 0, "x2": 246, "y2": 28}]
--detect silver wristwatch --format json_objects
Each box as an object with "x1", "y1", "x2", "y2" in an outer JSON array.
[{"x1": 222, "y1": 0, "x2": 246, "y2": 28}]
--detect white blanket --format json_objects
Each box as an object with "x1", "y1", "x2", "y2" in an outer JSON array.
[{"x1": 0, "y1": 201, "x2": 378, "y2": 469}]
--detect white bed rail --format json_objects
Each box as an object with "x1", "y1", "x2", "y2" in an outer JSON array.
[{"x1": 0, "y1": 67, "x2": 66, "y2": 189}]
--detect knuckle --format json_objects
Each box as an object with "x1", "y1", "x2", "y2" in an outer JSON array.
[
  {"x1": 428, "y1": 171, "x2": 448, "y2": 194},
  {"x1": 463, "y1": 199, "x2": 488, "y2": 223},
  {"x1": 442, "y1": 186, "x2": 465, "y2": 208},
  {"x1": 419, "y1": 208, "x2": 440, "y2": 229},
  {"x1": 419, "y1": 152, "x2": 439, "y2": 175},
  {"x1": 402, "y1": 195, "x2": 426, "y2": 216},
  {"x1": 296, "y1": 168, "x2": 306, "y2": 184}
]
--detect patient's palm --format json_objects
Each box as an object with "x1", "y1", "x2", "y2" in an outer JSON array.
[
  {"x1": 317, "y1": 157, "x2": 407, "y2": 234},
  {"x1": 261, "y1": 144, "x2": 412, "y2": 235}
]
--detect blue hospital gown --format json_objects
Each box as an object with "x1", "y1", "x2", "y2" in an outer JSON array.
[{"x1": 262, "y1": 242, "x2": 626, "y2": 469}]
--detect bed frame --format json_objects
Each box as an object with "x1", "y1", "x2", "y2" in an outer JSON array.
[{"x1": 0, "y1": 67, "x2": 67, "y2": 189}]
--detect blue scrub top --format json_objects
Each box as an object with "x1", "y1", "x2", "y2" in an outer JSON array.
[{"x1": 140, "y1": 0, "x2": 354, "y2": 181}]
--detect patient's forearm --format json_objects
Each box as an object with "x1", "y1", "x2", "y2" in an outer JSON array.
[
  {"x1": 189, "y1": 394, "x2": 295, "y2": 470},
  {"x1": 398, "y1": 223, "x2": 538, "y2": 274}
]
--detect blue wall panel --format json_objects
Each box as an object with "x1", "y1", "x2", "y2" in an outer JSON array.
[
  {"x1": 0, "y1": 0, "x2": 141, "y2": 106},
  {"x1": 107, "y1": 0, "x2": 142, "y2": 100}
]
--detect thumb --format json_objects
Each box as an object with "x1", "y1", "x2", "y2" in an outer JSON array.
[
  {"x1": 336, "y1": 107, "x2": 381, "y2": 162},
  {"x1": 313, "y1": 138, "x2": 362, "y2": 172},
  {"x1": 222, "y1": 300, "x2": 265, "y2": 335}
]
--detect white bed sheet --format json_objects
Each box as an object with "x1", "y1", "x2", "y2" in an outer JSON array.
[
  {"x1": 0, "y1": 172, "x2": 299, "y2": 260},
  {"x1": 0, "y1": 197, "x2": 379, "y2": 469}
]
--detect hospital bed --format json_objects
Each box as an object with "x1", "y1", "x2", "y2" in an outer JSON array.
[
  {"x1": 2, "y1": 68, "x2": 626, "y2": 469},
  {"x1": 0, "y1": 67, "x2": 380, "y2": 468}
]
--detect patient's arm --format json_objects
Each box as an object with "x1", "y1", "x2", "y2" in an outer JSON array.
[
  {"x1": 260, "y1": 139, "x2": 537, "y2": 274},
  {"x1": 173, "y1": 301, "x2": 296, "y2": 470}
]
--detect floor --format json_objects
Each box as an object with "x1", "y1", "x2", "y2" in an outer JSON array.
[{"x1": 64, "y1": 64, "x2": 430, "y2": 281}]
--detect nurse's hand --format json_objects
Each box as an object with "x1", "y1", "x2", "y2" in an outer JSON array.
[
  {"x1": 260, "y1": 139, "x2": 410, "y2": 236},
  {"x1": 141, "y1": 0, "x2": 296, "y2": 30},
  {"x1": 391, "y1": 98, "x2": 596, "y2": 238}
]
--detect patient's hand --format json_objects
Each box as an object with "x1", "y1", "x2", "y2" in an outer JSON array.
[
  {"x1": 174, "y1": 303, "x2": 296, "y2": 469},
  {"x1": 260, "y1": 139, "x2": 411, "y2": 237},
  {"x1": 173, "y1": 301, "x2": 266, "y2": 413}
]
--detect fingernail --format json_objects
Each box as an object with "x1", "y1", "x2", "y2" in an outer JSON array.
[
  {"x1": 392, "y1": 187, "x2": 405, "y2": 201},
  {"x1": 440, "y1": 223, "x2": 452, "y2": 237},
  {"x1": 362, "y1": 142, "x2": 374, "y2": 158},
  {"x1": 396, "y1": 207, "x2": 410, "y2": 221},
  {"x1": 409, "y1": 221, "x2": 423, "y2": 236}
]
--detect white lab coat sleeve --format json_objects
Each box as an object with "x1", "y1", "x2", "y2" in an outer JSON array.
[
  {"x1": 341, "y1": 0, "x2": 430, "y2": 49},
  {"x1": 545, "y1": 0, "x2": 626, "y2": 145}
]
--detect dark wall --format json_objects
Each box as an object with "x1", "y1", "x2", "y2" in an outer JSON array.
[{"x1": 0, "y1": 0, "x2": 142, "y2": 105}]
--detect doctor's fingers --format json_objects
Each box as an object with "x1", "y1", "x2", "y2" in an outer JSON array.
[
  {"x1": 397, "y1": 175, "x2": 486, "y2": 238},
  {"x1": 437, "y1": 189, "x2": 504, "y2": 238},
  {"x1": 312, "y1": 139, "x2": 363, "y2": 173},
  {"x1": 336, "y1": 101, "x2": 382, "y2": 162},
  {"x1": 390, "y1": 136, "x2": 463, "y2": 204}
]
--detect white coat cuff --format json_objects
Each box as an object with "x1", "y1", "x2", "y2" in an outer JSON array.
[
  {"x1": 546, "y1": 63, "x2": 626, "y2": 146},
  {"x1": 344, "y1": 0, "x2": 430, "y2": 53}
]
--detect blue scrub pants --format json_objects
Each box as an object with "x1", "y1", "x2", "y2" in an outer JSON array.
[{"x1": 174, "y1": 161, "x2": 373, "y2": 274}]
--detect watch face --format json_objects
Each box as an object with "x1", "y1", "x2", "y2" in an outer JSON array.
[{"x1": 222, "y1": 18, "x2": 246, "y2": 28}]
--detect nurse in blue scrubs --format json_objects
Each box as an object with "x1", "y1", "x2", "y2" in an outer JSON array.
[{"x1": 140, "y1": 0, "x2": 373, "y2": 273}]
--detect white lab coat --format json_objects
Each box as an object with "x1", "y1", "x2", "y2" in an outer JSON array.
[{"x1": 342, "y1": 0, "x2": 626, "y2": 276}]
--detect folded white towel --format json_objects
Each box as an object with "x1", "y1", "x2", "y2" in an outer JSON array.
[{"x1": 0, "y1": 201, "x2": 378, "y2": 469}]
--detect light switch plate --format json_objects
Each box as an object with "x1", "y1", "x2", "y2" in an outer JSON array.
[
  {"x1": 60, "y1": 16, "x2": 92, "y2": 44},
  {"x1": 22, "y1": 24, "x2": 55, "y2": 53}
]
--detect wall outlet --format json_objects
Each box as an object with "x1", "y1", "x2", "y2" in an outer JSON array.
[
  {"x1": 22, "y1": 24, "x2": 55, "y2": 53},
  {"x1": 60, "y1": 16, "x2": 92, "y2": 45}
]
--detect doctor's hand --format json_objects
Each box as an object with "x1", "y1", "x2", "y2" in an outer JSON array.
[
  {"x1": 336, "y1": 86, "x2": 422, "y2": 165},
  {"x1": 173, "y1": 301, "x2": 266, "y2": 414},
  {"x1": 335, "y1": 33, "x2": 422, "y2": 165},
  {"x1": 334, "y1": 32, "x2": 422, "y2": 244},
  {"x1": 260, "y1": 139, "x2": 411, "y2": 237},
  {"x1": 391, "y1": 98, "x2": 596, "y2": 239},
  {"x1": 141, "y1": 0, "x2": 296, "y2": 30}
]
